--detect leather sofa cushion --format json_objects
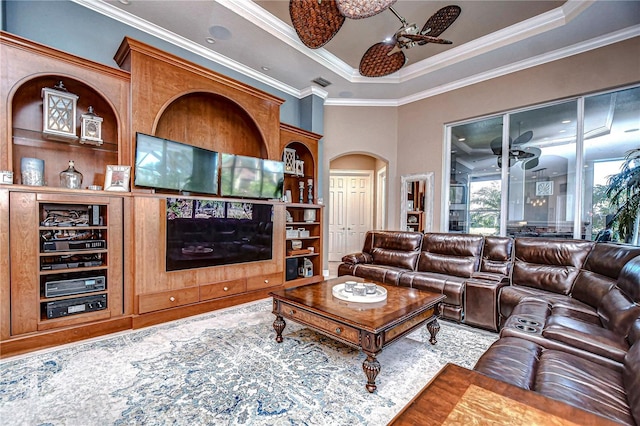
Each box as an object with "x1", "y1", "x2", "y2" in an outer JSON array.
[
  {"x1": 598, "y1": 287, "x2": 640, "y2": 338},
  {"x1": 346, "y1": 263, "x2": 407, "y2": 285},
  {"x1": 417, "y1": 233, "x2": 483, "y2": 278},
  {"x1": 480, "y1": 236, "x2": 513, "y2": 276},
  {"x1": 371, "y1": 247, "x2": 420, "y2": 271},
  {"x1": 474, "y1": 336, "x2": 542, "y2": 390},
  {"x1": 623, "y1": 341, "x2": 640, "y2": 425},
  {"x1": 512, "y1": 238, "x2": 594, "y2": 295},
  {"x1": 398, "y1": 272, "x2": 464, "y2": 306},
  {"x1": 341, "y1": 252, "x2": 373, "y2": 264},
  {"x1": 543, "y1": 315, "x2": 630, "y2": 363},
  {"x1": 536, "y1": 350, "x2": 635, "y2": 425},
  {"x1": 476, "y1": 337, "x2": 637, "y2": 426},
  {"x1": 499, "y1": 286, "x2": 567, "y2": 319},
  {"x1": 570, "y1": 245, "x2": 640, "y2": 308},
  {"x1": 618, "y1": 256, "x2": 640, "y2": 303},
  {"x1": 364, "y1": 230, "x2": 423, "y2": 253}
]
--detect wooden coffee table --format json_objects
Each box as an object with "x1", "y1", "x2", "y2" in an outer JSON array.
[{"x1": 269, "y1": 276, "x2": 445, "y2": 393}]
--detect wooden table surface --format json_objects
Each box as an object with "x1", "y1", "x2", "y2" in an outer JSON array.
[
  {"x1": 269, "y1": 276, "x2": 445, "y2": 333},
  {"x1": 389, "y1": 363, "x2": 620, "y2": 425}
]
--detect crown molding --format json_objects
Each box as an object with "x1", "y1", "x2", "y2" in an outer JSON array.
[
  {"x1": 217, "y1": 0, "x2": 356, "y2": 81},
  {"x1": 300, "y1": 86, "x2": 329, "y2": 99},
  {"x1": 326, "y1": 25, "x2": 640, "y2": 107},
  {"x1": 71, "y1": 0, "x2": 303, "y2": 98},
  {"x1": 75, "y1": 0, "x2": 636, "y2": 107},
  {"x1": 398, "y1": 0, "x2": 594, "y2": 82}
]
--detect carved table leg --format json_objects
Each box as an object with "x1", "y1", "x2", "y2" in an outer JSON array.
[
  {"x1": 362, "y1": 354, "x2": 381, "y2": 393},
  {"x1": 427, "y1": 318, "x2": 440, "y2": 345},
  {"x1": 273, "y1": 315, "x2": 286, "y2": 343}
]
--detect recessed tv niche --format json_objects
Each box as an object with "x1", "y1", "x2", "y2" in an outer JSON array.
[
  {"x1": 165, "y1": 198, "x2": 273, "y2": 271},
  {"x1": 134, "y1": 132, "x2": 219, "y2": 195},
  {"x1": 219, "y1": 153, "x2": 284, "y2": 199}
]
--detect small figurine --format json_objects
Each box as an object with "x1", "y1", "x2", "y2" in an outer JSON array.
[
  {"x1": 307, "y1": 179, "x2": 313, "y2": 204},
  {"x1": 299, "y1": 180, "x2": 305, "y2": 203}
]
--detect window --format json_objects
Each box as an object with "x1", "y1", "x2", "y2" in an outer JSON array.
[{"x1": 445, "y1": 85, "x2": 640, "y2": 242}]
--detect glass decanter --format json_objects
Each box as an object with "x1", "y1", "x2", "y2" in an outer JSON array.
[{"x1": 59, "y1": 160, "x2": 83, "y2": 189}]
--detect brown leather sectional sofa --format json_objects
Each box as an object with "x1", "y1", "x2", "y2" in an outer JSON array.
[{"x1": 338, "y1": 230, "x2": 640, "y2": 424}]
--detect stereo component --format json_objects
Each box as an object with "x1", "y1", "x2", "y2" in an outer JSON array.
[
  {"x1": 44, "y1": 275, "x2": 106, "y2": 298},
  {"x1": 45, "y1": 294, "x2": 107, "y2": 319},
  {"x1": 43, "y1": 239, "x2": 106, "y2": 252}
]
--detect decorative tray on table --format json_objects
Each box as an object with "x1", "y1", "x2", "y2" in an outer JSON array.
[{"x1": 332, "y1": 283, "x2": 388, "y2": 303}]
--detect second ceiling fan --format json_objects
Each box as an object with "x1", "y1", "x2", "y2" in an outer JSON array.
[{"x1": 289, "y1": 1, "x2": 461, "y2": 77}]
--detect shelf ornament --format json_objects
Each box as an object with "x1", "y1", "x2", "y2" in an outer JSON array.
[
  {"x1": 283, "y1": 148, "x2": 296, "y2": 175},
  {"x1": 41, "y1": 81, "x2": 79, "y2": 141},
  {"x1": 295, "y1": 159, "x2": 305, "y2": 177},
  {"x1": 80, "y1": 106, "x2": 103, "y2": 146}
]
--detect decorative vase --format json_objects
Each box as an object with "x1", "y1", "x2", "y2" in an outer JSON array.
[
  {"x1": 59, "y1": 160, "x2": 83, "y2": 189},
  {"x1": 21, "y1": 157, "x2": 45, "y2": 186}
]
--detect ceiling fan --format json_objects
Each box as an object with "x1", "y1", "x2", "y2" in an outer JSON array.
[
  {"x1": 289, "y1": 1, "x2": 461, "y2": 77},
  {"x1": 359, "y1": 5, "x2": 461, "y2": 77},
  {"x1": 490, "y1": 130, "x2": 541, "y2": 169}
]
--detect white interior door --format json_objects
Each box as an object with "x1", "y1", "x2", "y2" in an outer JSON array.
[{"x1": 329, "y1": 171, "x2": 373, "y2": 261}]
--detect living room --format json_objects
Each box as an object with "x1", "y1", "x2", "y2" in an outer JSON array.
[{"x1": 1, "y1": 1, "x2": 639, "y2": 424}]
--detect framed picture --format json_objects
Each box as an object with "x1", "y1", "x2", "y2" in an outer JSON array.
[
  {"x1": 536, "y1": 181, "x2": 554, "y2": 196},
  {"x1": 104, "y1": 165, "x2": 131, "y2": 192}
]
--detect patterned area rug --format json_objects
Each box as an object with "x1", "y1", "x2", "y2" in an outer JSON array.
[{"x1": 0, "y1": 299, "x2": 497, "y2": 425}]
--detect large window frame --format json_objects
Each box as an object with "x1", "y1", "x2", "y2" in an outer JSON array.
[{"x1": 443, "y1": 84, "x2": 639, "y2": 240}]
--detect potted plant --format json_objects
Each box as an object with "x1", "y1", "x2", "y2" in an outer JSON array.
[{"x1": 605, "y1": 148, "x2": 640, "y2": 244}]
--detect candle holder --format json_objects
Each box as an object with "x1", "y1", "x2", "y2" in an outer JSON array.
[
  {"x1": 299, "y1": 180, "x2": 305, "y2": 203},
  {"x1": 307, "y1": 179, "x2": 313, "y2": 204}
]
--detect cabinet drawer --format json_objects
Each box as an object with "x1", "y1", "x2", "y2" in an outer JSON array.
[
  {"x1": 247, "y1": 272, "x2": 282, "y2": 291},
  {"x1": 200, "y1": 279, "x2": 246, "y2": 301},
  {"x1": 138, "y1": 287, "x2": 199, "y2": 314},
  {"x1": 280, "y1": 302, "x2": 360, "y2": 345}
]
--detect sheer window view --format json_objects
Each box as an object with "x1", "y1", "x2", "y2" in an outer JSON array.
[{"x1": 447, "y1": 85, "x2": 640, "y2": 243}]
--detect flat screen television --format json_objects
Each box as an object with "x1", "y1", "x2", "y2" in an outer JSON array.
[
  {"x1": 220, "y1": 153, "x2": 284, "y2": 199},
  {"x1": 134, "y1": 132, "x2": 219, "y2": 195},
  {"x1": 166, "y1": 198, "x2": 273, "y2": 271}
]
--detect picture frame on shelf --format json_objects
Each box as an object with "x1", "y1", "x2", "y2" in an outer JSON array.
[{"x1": 104, "y1": 165, "x2": 131, "y2": 192}]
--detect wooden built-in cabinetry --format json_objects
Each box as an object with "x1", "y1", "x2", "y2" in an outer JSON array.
[
  {"x1": 280, "y1": 124, "x2": 324, "y2": 287},
  {"x1": 0, "y1": 32, "x2": 324, "y2": 357}
]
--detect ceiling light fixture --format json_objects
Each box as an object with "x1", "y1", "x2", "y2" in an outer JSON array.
[
  {"x1": 118, "y1": 0, "x2": 131, "y2": 5},
  {"x1": 205, "y1": 37, "x2": 215, "y2": 44},
  {"x1": 261, "y1": 66, "x2": 270, "y2": 71},
  {"x1": 562, "y1": 120, "x2": 571, "y2": 124}
]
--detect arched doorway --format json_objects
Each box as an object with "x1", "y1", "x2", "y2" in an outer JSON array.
[{"x1": 328, "y1": 153, "x2": 388, "y2": 263}]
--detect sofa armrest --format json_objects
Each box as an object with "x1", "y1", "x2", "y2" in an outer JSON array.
[
  {"x1": 341, "y1": 252, "x2": 373, "y2": 265},
  {"x1": 471, "y1": 271, "x2": 510, "y2": 283}
]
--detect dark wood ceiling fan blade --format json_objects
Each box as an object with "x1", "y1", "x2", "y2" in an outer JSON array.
[
  {"x1": 403, "y1": 34, "x2": 452, "y2": 44},
  {"x1": 290, "y1": 0, "x2": 345, "y2": 49},
  {"x1": 337, "y1": 0, "x2": 397, "y2": 19},
  {"x1": 359, "y1": 42, "x2": 406, "y2": 77},
  {"x1": 490, "y1": 137, "x2": 503, "y2": 155},
  {"x1": 523, "y1": 158, "x2": 539, "y2": 170},
  {"x1": 513, "y1": 130, "x2": 533, "y2": 145},
  {"x1": 418, "y1": 5, "x2": 461, "y2": 45}
]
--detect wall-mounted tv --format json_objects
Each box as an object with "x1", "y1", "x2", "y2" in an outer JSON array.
[
  {"x1": 134, "y1": 132, "x2": 219, "y2": 195},
  {"x1": 220, "y1": 153, "x2": 284, "y2": 199}
]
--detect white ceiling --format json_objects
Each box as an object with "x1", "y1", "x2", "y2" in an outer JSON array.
[{"x1": 80, "y1": 0, "x2": 640, "y2": 106}]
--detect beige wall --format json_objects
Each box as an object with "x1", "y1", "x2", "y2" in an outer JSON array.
[
  {"x1": 323, "y1": 106, "x2": 399, "y2": 228},
  {"x1": 324, "y1": 37, "x2": 640, "y2": 231}
]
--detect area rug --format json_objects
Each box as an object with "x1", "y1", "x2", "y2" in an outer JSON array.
[{"x1": 0, "y1": 299, "x2": 497, "y2": 425}]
